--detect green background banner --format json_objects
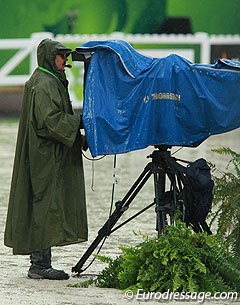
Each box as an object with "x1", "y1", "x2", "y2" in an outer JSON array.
[{"x1": 1, "y1": 0, "x2": 239, "y2": 38}]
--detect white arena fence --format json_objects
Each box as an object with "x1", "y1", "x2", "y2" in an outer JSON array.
[{"x1": 0, "y1": 32, "x2": 240, "y2": 107}]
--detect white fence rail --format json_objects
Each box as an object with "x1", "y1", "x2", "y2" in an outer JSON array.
[{"x1": 0, "y1": 32, "x2": 240, "y2": 106}]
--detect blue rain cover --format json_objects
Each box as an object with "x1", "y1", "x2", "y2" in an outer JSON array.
[{"x1": 76, "y1": 40, "x2": 240, "y2": 157}]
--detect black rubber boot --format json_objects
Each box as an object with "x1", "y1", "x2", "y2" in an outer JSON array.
[
  {"x1": 30, "y1": 248, "x2": 52, "y2": 269},
  {"x1": 28, "y1": 248, "x2": 69, "y2": 280},
  {"x1": 28, "y1": 266, "x2": 69, "y2": 280}
]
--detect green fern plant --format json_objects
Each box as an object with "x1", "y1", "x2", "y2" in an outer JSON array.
[
  {"x1": 95, "y1": 222, "x2": 240, "y2": 293},
  {"x1": 210, "y1": 147, "x2": 240, "y2": 258}
]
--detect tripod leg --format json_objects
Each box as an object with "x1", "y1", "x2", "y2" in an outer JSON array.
[
  {"x1": 153, "y1": 164, "x2": 166, "y2": 237},
  {"x1": 72, "y1": 163, "x2": 153, "y2": 274}
]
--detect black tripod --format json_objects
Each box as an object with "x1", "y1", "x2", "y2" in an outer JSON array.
[{"x1": 72, "y1": 146, "x2": 189, "y2": 275}]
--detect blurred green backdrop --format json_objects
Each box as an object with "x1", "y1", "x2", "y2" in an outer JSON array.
[{"x1": 0, "y1": 0, "x2": 239, "y2": 38}]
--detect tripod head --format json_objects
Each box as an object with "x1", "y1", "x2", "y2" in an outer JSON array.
[
  {"x1": 154, "y1": 145, "x2": 172, "y2": 150},
  {"x1": 147, "y1": 145, "x2": 173, "y2": 166}
]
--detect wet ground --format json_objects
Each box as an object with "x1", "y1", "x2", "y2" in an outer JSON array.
[{"x1": 0, "y1": 119, "x2": 239, "y2": 305}]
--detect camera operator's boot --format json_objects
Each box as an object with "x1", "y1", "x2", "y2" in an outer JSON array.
[{"x1": 28, "y1": 248, "x2": 69, "y2": 280}]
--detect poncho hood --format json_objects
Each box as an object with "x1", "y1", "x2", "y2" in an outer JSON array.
[{"x1": 37, "y1": 38, "x2": 72, "y2": 87}]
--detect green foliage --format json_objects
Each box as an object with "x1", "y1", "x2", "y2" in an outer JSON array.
[
  {"x1": 211, "y1": 147, "x2": 240, "y2": 258},
  {"x1": 95, "y1": 222, "x2": 240, "y2": 293},
  {"x1": 67, "y1": 277, "x2": 95, "y2": 288}
]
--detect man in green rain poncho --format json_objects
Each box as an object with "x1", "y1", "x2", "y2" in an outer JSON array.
[{"x1": 4, "y1": 38, "x2": 88, "y2": 280}]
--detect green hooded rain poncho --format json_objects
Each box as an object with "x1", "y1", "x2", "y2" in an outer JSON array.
[{"x1": 4, "y1": 38, "x2": 88, "y2": 254}]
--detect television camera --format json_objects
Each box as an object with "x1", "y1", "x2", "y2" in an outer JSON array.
[{"x1": 70, "y1": 40, "x2": 240, "y2": 275}]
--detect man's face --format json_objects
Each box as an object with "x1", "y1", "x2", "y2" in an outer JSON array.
[{"x1": 55, "y1": 54, "x2": 67, "y2": 71}]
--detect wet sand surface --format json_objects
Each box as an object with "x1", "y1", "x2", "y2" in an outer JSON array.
[{"x1": 0, "y1": 119, "x2": 239, "y2": 305}]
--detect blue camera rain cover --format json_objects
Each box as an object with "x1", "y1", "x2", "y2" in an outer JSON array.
[{"x1": 76, "y1": 40, "x2": 240, "y2": 157}]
